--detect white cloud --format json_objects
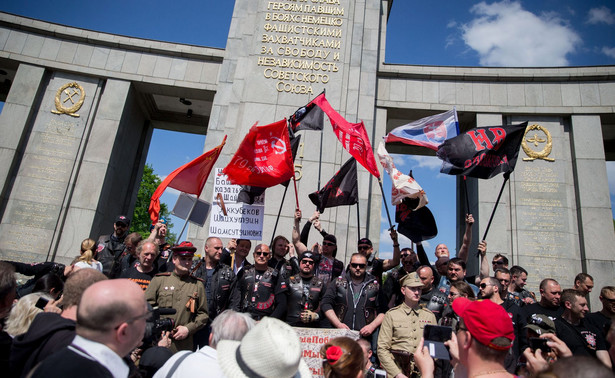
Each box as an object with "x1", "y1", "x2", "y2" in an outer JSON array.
[
  {"x1": 408, "y1": 156, "x2": 442, "y2": 171},
  {"x1": 447, "y1": 20, "x2": 457, "y2": 29},
  {"x1": 461, "y1": 1, "x2": 581, "y2": 67},
  {"x1": 587, "y1": 6, "x2": 615, "y2": 25},
  {"x1": 602, "y1": 46, "x2": 615, "y2": 59}
]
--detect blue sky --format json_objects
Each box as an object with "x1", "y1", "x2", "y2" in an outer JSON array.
[{"x1": 2, "y1": 1, "x2": 614, "y2": 262}]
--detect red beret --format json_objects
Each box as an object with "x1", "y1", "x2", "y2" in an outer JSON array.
[{"x1": 452, "y1": 298, "x2": 514, "y2": 350}]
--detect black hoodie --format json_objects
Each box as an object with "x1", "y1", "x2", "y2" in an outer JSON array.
[{"x1": 10, "y1": 312, "x2": 75, "y2": 378}]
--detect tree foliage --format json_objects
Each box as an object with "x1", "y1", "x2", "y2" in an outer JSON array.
[{"x1": 131, "y1": 164, "x2": 176, "y2": 243}]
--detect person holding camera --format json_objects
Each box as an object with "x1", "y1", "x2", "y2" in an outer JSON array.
[{"x1": 145, "y1": 242, "x2": 209, "y2": 352}]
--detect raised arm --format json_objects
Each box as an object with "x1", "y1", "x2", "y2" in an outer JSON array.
[
  {"x1": 457, "y1": 214, "x2": 474, "y2": 262},
  {"x1": 292, "y1": 209, "x2": 308, "y2": 254},
  {"x1": 477, "y1": 240, "x2": 489, "y2": 280},
  {"x1": 381, "y1": 228, "x2": 401, "y2": 271}
]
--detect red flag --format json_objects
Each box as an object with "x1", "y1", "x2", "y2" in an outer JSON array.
[
  {"x1": 312, "y1": 94, "x2": 380, "y2": 178},
  {"x1": 148, "y1": 136, "x2": 226, "y2": 223},
  {"x1": 222, "y1": 119, "x2": 294, "y2": 187}
]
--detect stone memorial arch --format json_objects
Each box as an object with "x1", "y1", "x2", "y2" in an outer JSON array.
[{"x1": 0, "y1": 1, "x2": 614, "y2": 305}]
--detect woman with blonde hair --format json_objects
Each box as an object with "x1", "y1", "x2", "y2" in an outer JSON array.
[
  {"x1": 5, "y1": 292, "x2": 52, "y2": 337},
  {"x1": 321, "y1": 337, "x2": 365, "y2": 378},
  {"x1": 74, "y1": 238, "x2": 103, "y2": 272}
]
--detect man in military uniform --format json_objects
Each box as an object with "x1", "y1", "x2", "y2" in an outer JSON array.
[
  {"x1": 283, "y1": 251, "x2": 325, "y2": 327},
  {"x1": 191, "y1": 236, "x2": 235, "y2": 347},
  {"x1": 230, "y1": 244, "x2": 287, "y2": 320},
  {"x1": 145, "y1": 241, "x2": 209, "y2": 352},
  {"x1": 377, "y1": 272, "x2": 437, "y2": 378}
]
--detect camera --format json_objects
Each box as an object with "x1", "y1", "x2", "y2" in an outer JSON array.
[{"x1": 142, "y1": 305, "x2": 176, "y2": 346}]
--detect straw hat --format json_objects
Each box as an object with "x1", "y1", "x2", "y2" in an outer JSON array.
[{"x1": 217, "y1": 317, "x2": 312, "y2": 378}]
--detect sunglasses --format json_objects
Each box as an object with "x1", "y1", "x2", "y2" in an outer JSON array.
[
  {"x1": 115, "y1": 222, "x2": 128, "y2": 228},
  {"x1": 357, "y1": 245, "x2": 370, "y2": 250},
  {"x1": 350, "y1": 263, "x2": 366, "y2": 269},
  {"x1": 480, "y1": 283, "x2": 492, "y2": 289},
  {"x1": 400, "y1": 254, "x2": 409, "y2": 258},
  {"x1": 255, "y1": 251, "x2": 270, "y2": 257},
  {"x1": 492, "y1": 260, "x2": 505, "y2": 265},
  {"x1": 301, "y1": 260, "x2": 315, "y2": 265},
  {"x1": 323, "y1": 242, "x2": 336, "y2": 247}
]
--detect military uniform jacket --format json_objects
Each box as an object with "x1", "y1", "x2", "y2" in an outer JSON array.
[
  {"x1": 145, "y1": 272, "x2": 209, "y2": 352},
  {"x1": 377, "y1": 302, "x2": 437, "y2": 378},
  {"x1": 191, "y1": 260, "x2": 235, "y2": 319}
]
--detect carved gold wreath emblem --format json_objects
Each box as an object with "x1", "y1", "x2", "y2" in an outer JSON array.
[
  {"x1": 522, "y1": 124, "x2": 554, "y2": 162},
  {"x1": 51, "y1": 82, "x2": 85, "y2": 117}
]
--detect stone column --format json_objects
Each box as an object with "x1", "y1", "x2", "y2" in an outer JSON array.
[
  {"x1": 194, "y1": 0, "x2": 384, "y2": 262},
  {"x1": 570, "y1": 115, "x2": 615, "y2": 308}
]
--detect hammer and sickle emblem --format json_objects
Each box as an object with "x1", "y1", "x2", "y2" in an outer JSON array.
[
  {"x1": 51, "y1": 82, "x2": 86, "y2": 118},
  {"x1": 271, "y1": 137, "x2": 287, "y2": 155},
  {"x1": 522, "y1": 124, "x2": 555, "y2": 162}
]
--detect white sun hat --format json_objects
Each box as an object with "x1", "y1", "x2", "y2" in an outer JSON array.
[{"x1": 217, "y1": 317, "x2": 312, "y2": 378}]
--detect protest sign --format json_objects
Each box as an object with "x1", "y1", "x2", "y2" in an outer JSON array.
[
  {"x1": 294, "y1": 327, "x2": 360, "y2": 377},
  {"x1": 209, "y1": 168, "x2": 265, "y2": 240}
]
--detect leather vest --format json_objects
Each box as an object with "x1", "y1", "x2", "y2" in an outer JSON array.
[
  {"x1": 191, "y1": 261, "x2": 235, "y2": 318},
  {"x1": 333, "y1": 274, "x2": 380, "y2": 325},
  {"x1": 241, "y1": 267, "x2": 278, "y2": 316},
  {"x1": 286, "y1": 275, "x2": 324, "y2": 322}
]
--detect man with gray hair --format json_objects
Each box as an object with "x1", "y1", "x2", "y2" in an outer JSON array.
[
  {"x1": 30, "y1": 279, "x2": 148, "y2": 377},
  {"x1": 153, "y1": 310, "x2": 255, "y2": 377}
]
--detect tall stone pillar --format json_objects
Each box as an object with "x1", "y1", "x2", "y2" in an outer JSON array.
[
  {"x1": 194, "y1": 0, "x2": 385, "y2": 262},
  {"x1": 569, "y1": 115, "x2": 615, "y2": 307}
]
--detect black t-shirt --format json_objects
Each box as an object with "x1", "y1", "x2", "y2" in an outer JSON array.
[
  {"x1": 585, "y1": 311, "x2": 612, "y2": 349},
  {"x1": 522, "y1": 302, "x2": 563, "y2": 323},
  {"x1": 120, "y1": 266, "x2": 157, "y2": 290},
  {"x1": 554, "y1": 317, "x2": 607, "y2": 357}
]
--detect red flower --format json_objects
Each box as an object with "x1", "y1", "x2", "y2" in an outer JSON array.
[{"x1": 326, "y1": 346, "x2": 343, "y2": 364}]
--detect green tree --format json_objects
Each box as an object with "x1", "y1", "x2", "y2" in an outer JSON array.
[{"x1": 131, "y1": 164, "x2": 176, "y2": 243}]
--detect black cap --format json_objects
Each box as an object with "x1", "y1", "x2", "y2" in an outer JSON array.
[
  {"x1": 115, "y1": 215, "x2": 130, "y2": 226},
  {"x1": 358, "y1": 238, "x2": 372, "y2": 246},
  {"x1": 300, "y1": 251, "x2": 315, "y2": 261},
  {"x1": 323, "y1": 234, "x2": 337, "y2": 244}
]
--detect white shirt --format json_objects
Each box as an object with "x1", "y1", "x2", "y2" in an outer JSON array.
[
  {"x1": 74, "y1": 260, "x2": 103, "y2": 272},
  {"x1": 70, "y1": 335, "x2": 129, "y2": 378},
  {"x1": 153, "y1": 346, "x2": 225, "y2": 378}
]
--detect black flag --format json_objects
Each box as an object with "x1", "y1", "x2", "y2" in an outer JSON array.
[
  {"x1": 436, "y1": 122, "x2": 528, "y2": 179},
  {"x1": 309, "y1": 158, "x2": 358, "y2": 213},
  {"x1": 395, "y1": 197, "x2": 438, "y2": 243},
  {"x1": 289, "y1": 92, "x2": 325, "y2": 132}
]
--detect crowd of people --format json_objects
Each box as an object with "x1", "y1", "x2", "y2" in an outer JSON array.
[{"x1": 0, "y1": 209, "x2": 614, "y2": 378}]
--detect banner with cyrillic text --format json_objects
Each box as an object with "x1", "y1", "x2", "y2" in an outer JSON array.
[
  {"x1": 294, "y1": 327, "x2": 360, "y2": 378},
  {"x1": 209, "y1": 168, "x2": 265, "y2": 240}
]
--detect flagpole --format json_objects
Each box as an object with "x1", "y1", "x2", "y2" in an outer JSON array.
[
  {"x1": 463, "y1": 176, "x2": 470, "y2": 213},
  {"x1": 292, "y1": 175, "x2": 300, "y2": 209},
  {"x1": 270, "y1": 184, "x2": 290, "y2": 246},
  {"x1": 378, "y1": 179, "x2": 394, "y2": 230},
  {"x1": 481, "y1": 172, "x2": 510, "y2": 241},
  {"x1": 176, "y1": 194, "x2": 198, "y2": 242},
  {"x1": 318, "y1": 130, "x2": 323, "y2": 188},
  {"x1": 355, "y1": 202, "x2": 361, "y2": 238}
]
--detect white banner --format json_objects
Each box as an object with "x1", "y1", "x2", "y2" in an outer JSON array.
[
  {"x1": 209, "y1": 168, "x2": 265, "y2": 240},
  {"x1": 294, "y1": 327, "x2": 360, "y2": 378}
]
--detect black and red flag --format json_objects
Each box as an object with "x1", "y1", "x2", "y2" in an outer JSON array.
[
  {"x1": 395, "y1": 197, "x2": 438, "y2": 243},
  {"x1": 289, "y1": 93, "x2": 325, "y2": 132},
  {"x1": 309, "y1": 158, "x2": 358, "y2": 213},
  {"x1": 436, "y1": 122, "x2": 528, "y2": 179}
]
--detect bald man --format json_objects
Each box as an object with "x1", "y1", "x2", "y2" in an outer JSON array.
[{"x1": 30, "y1": 279, "x2": 148, "y2": 378}]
